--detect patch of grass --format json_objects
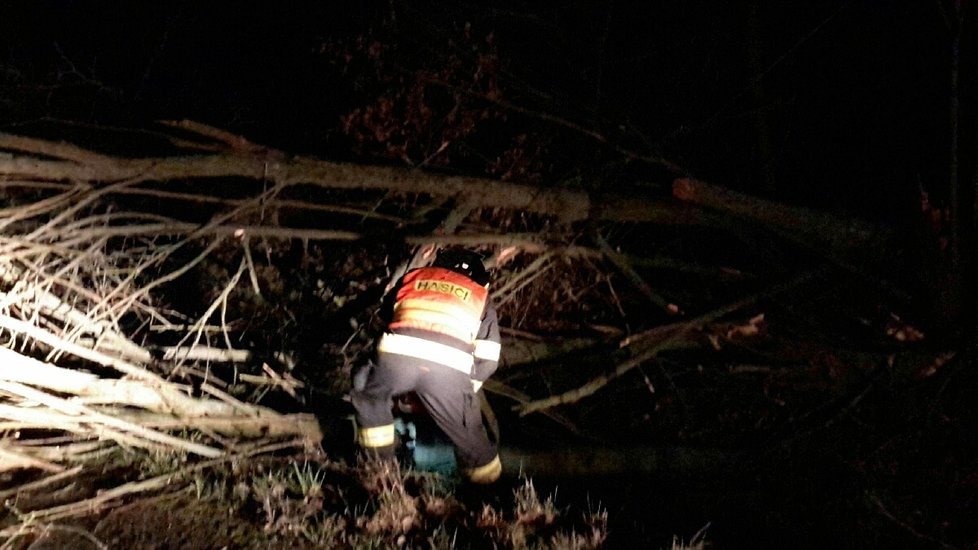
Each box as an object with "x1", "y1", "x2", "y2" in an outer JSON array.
[
  {"x1": 238, "y1": 456, "x2": 614, "y2": 548},
  {"x1": 8, "y1": 450, "x2": 700, "y2": 548},
  {"x1": 667, "y1": 523, "x2": 710, "y2": 550},
  {"x1": 476, "y1": 478, "x2": 608, "y2": 549}
]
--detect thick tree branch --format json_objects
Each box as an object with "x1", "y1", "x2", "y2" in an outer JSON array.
[
  {"x1": 672, "y1": 177, "x2": 894, "y2": 268},
  {"x1": 518, "y1": 270, "x2": 823, "y2": 415},
  {"x1": 0, "y1": 132, "x2": 591, "y2": 222}
]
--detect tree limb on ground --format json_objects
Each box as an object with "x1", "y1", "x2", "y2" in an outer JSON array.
[
  {"x1": 0, "y1": 438, "x2": 309, "y2": 526},
  {"x1": 0, "y1": 130, "x2": 591, "y2": 223},
  {"x1": 0, "y1": 122, "x2": 912, "y2": 475},
  {"x1": 0, "y1": 125, "x2": 904, "y2": 259},
  {"x1": 517, "y1": 270, "x2": 825, "y2": 415},
  {"x1": 672, "y1": 177, "x2": 899, "y2": 286}
]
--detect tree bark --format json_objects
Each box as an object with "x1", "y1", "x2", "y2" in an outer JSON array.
[
  {"x1": 0, "y1": 132, "x2": 591, "y2": 222},
  {"x1": 672, "y1": 177, "x2": 898, "y2": 285},
  {"x1": 0, "y1": 128, "x2": 903, "y2": 282}
]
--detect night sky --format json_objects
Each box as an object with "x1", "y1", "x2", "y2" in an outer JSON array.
[{"x1": 1, "y1": 1, "x2": 969, "y2": 228}]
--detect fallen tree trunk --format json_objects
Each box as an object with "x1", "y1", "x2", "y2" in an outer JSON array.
[
  {"x1": 1, "y1": 126, "x2": 903, "y2": 278},
  {"x1": 0, "y1": 124, "x2": 905, "y2": 255},
  {"x1": 0, "y1": 131, "x2": 591, "y2": 221},
  {"x1": 0, "y1": 122, "x2": 920, "y2": 474},
  {"x1": 672, "y1": 177, "x2": 897, "y2": 277}
]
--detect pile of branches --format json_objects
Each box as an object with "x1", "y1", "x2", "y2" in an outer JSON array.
[
  {"x1": 0, "y1": 120, "x2": 950, "y2": 545},
  {"x1": 0, "y1": 124, "x2": 333, "y2": 531}
]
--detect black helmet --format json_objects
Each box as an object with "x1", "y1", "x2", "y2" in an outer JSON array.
[{"x1": 432, "y1": 248, "x2": 490, "y2": 286}]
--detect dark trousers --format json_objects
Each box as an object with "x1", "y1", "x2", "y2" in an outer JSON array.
[{"x1": 351, "y1": 352, "x2": 497, "y2": 469}]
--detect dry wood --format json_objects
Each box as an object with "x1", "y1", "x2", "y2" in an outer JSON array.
[
  {"x1": 0, "y1": 266, "x2": 153, "y2": 367},
  {"x1": 492, "y1": 252, "x2": 555, "y2": 308},
  {"x1": 76, "y1": 340, "x2": 253, "y2": 363},
  {"x1": 0, "y1": 378, "x2": 224, "y2": 457},
  {"x1": 0, "y1": 347, "x2": 321, "y2": 442},
  {"x1": 517, "y1": 326, "x2": 697, "y2": 416},
  {"x1": 0, "y1": 438, "x2": 309, "y2": 526},
  {"x1": 0, "y1": 128, "x2": 902, "y2": 284},
  {"x1": 672, "y1": 177, "x2": 885, "y2": 243},
  {"x1": 500, "y1": 336, "x2": 600, "y2": 367},
  {"x1": 170, "y1": 256, "x2": 247, "y2": 370},
  {"x1": 0, "y1": 126, "x2": 758, "y2": 230},
  {"x1": 594, "y1": 231, "x2": 678, "y2": 314},
  {"x1": 0, "y1": 439, "x2": 108, "y2": 466},
  {"x1": 0, "y1": 314, "x2": 158, "y2": 382},
  {"x1": 482, "y1": 379, "x2": 579, "y2": 434},
  {"x1": 82, "y1": 410, "x2": 317, "y2": 439},
  {"x1": 0, "y1": 131, "x2": 591, "y2": 222},
  {"x1": 518, "y1": 271, "x2": 824, "y2": 415},
  {"x1": 0, "y1": 446, "x2": 64, "y2": 473},
  {"x1": 0, "y1": 466, "x2": 84, "y2": 501},
  {"x1": 0, "y1": 123, "x2": 901, "y2": 502},
  {"x1": 672, "y1": 177, "x2": 894, "y2": 274},
  {"x1": 0, "y1": 180, "x2": 325, "y2": 473}
]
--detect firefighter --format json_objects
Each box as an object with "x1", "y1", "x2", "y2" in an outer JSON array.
[{"x1": 351, "y1": 248, "x2": 502, "y2": 484}]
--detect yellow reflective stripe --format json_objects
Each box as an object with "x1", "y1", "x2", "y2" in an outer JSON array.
[
  {"x1": 473, "y1": 339, "x2": 501, "y2": 362},
  {"x1": 463, "y1": 454, "x2": 501, "y2": 484},
  {"x1": 358, "y1": 424, "x2": 395, "y2": 448},
  {"x1": 394, "y1": 299, "x2": 481, "y2": 336},
  {"x1": 396, "y1": 298, "x2": 480, "y2": 318},
  {"x1": 395, "y1": 298, "x2": 462, "y2": 315},
  {"x1": 393, "y1": 310, "x2": 476, "y2": 341},
  {"x1": 377, "y1": 333, "x2": 474, "y2": 374}
]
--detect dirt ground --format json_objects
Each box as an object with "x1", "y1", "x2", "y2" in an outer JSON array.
[{"x1": 18, "y1": 495, "x2": 281, "y2": 550}]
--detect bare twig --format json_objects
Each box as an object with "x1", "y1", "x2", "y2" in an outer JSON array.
[
  {"x1": 0, "y1": 345, "x2": 320, "y2": 451},
  {"x1": 0, "y1": 446, "x2": 64, "y2": 473},
  {"x1": 170, "y1": 256, "x2": 246, "y2": 372},
  {"x1": 0, "y1": 466, "x2": 84, "y2": 501},
  {"x1": 0, "y1": 313, "x2": 155, "y2": 379},
  {"x1": 492, "y1": 252, "x2": 555, "y2": 308},
  {"x1": 0, "y1": 438, "x2": 308, "y2": 526},
  {"x1": 517, "y1": 326, "x2": 694, "y2": 416},
  {"x1": 594, "y1": 231, "x2": 679, "y2": 314},
  {"x1": 518, "y1": 271, "x2": 823, "y2": 415},
  {"x1": 868, "y1": 494, "x2": 957, "y2": 550},
  {"x1": 0, "y1": 134, "x2": 593, "y2": 221},
  {"x1": 0, "y1": 180, "x2": 410, "y2": 222},
  {"x1": 0, "y1": 378, "x2": 224, "y2": 457}
]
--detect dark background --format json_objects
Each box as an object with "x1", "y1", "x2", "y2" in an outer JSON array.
[
  {"x1": 2, "y1": 2, "x2": 977, "y2": 548},
  {"x1": 1, "y1": 1, "x2": 969, "y2": 225}
]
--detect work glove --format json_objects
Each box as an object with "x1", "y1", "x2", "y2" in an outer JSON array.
[{"x1": 471, "y1": 379, "x2": 483, "y2": 393}]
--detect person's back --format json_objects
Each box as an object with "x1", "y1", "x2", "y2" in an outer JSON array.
[{"x1": 350, "y1": 248, "x2": 502, "y2": 484}]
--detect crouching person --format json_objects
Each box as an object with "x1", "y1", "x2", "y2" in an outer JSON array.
[{"x1": 351, "y1": 248, "x2": 502, "y2": 484}]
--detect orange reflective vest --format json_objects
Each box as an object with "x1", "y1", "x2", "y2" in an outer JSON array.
[{"x1": 388, "y1": 267, "x2": 488, "y2": 345}]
